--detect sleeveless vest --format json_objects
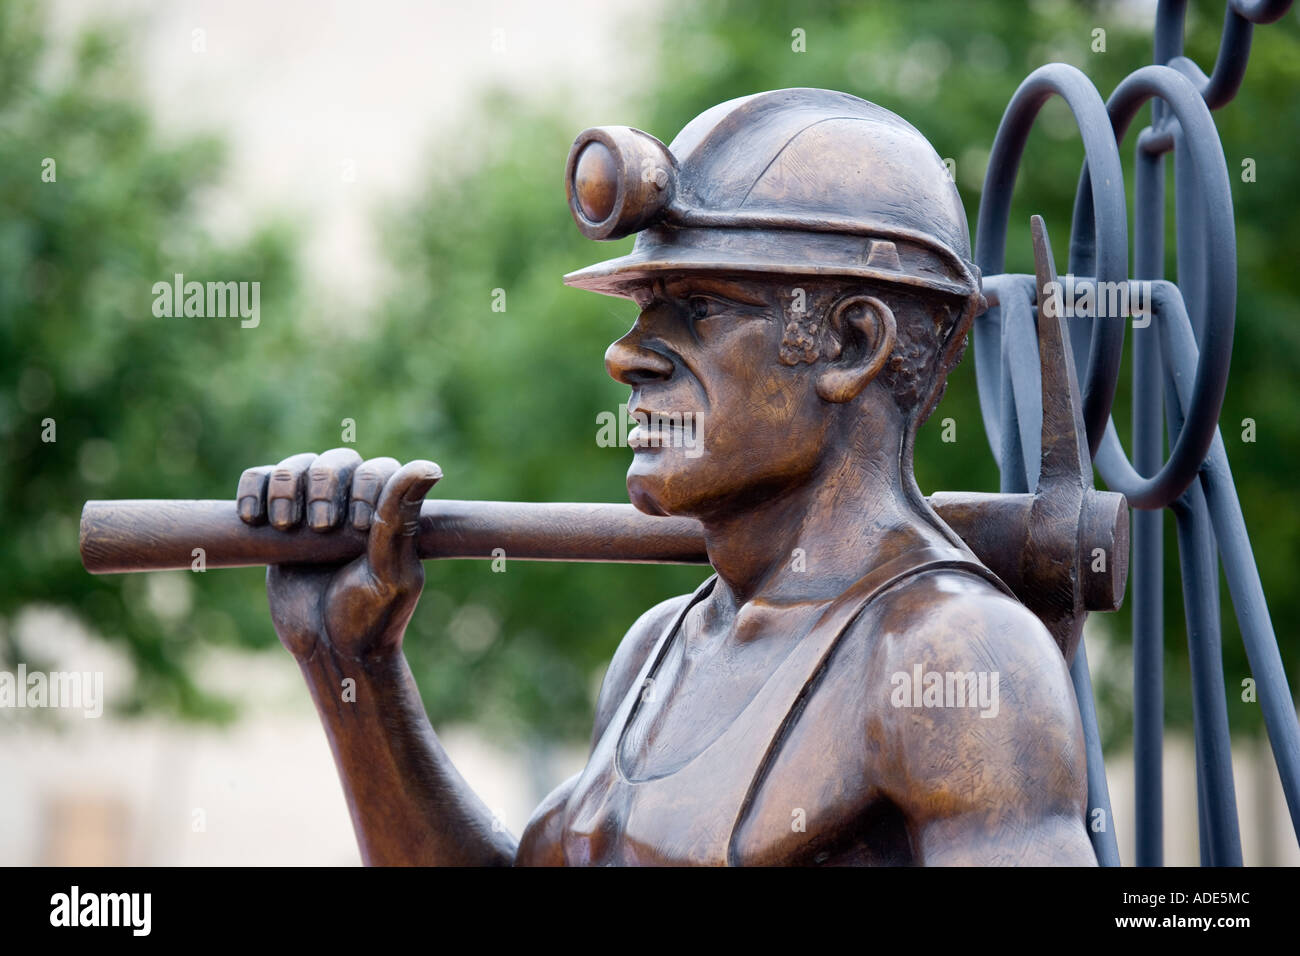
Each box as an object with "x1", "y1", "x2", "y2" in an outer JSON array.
[{"x1": 561, "y1": 545, "x2": 1013, "y2": 866}]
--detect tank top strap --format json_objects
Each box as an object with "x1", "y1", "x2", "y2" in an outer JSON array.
[{"x1": 726, "y1": 544, "x2": 1011, "y2": 864}]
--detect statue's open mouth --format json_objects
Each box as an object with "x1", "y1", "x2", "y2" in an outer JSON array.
[{"x1": 627, "y1": 408, "x2": 703, "y2": 453}]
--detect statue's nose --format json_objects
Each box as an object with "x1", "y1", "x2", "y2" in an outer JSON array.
[{"x1": 605, "y1": 334, "x2": 675, "y2": 386}]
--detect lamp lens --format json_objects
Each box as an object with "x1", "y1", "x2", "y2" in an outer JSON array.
[{"x1": 574, "y1": 141, "x2": 618, "y2": 223}]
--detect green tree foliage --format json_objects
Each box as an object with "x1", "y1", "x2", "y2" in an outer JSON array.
[{"x1": 0, "y1": 0, "x2": 302, "y2": 719}]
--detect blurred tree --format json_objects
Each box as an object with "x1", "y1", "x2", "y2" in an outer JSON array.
[{"x1": 0, "y1": 0, "x2": 303, "y2": 720}]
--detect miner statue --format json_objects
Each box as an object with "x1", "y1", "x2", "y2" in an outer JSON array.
[{"x1": 217, "y1": 90, "x2": 1098, "y2": 866}]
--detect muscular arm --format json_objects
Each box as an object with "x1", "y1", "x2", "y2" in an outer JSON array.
[
  {"x1": 246, "y1": 450, "x2": 513, "y2": 866},
  {"x1": 866, "y1": 575, "x2": 1096, "y2": 866},
  {"x1": 299, "y1": 642, "x2": 516, "y2": 866},
  {"x1": 515, "y1": 592, "x2": 692, "y2": 865}
]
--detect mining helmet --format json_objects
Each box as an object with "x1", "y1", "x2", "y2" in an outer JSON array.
[{"x1": 562, "y1": 88, "x2": 981, "y2": 306}]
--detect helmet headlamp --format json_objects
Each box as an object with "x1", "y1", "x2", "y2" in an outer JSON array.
[{"x1": 565, "y1": 126, "x2": 677, "y2": 241}]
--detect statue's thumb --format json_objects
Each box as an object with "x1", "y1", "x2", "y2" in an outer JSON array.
[{"x1": 368, "y1": 460, "x2": 443, "y2": 581}]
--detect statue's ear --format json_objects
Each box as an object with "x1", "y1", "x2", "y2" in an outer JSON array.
[{"x1": 814, "y1": 295, "x2": 897, "y2": 404}]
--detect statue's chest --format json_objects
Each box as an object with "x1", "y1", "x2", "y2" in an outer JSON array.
[
  {"x1": 559, "y1": 591, "x2": 890, "y2": 866},
  {"x1": 561, "y1": 692, "x2": 897, "y2": 866},
  {"x1": 615, "y1": 609, "x2": 807, "y2": 781}
]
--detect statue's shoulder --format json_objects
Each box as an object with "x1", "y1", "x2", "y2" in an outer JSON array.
[
  {"x1": 840, "y1": 566, "x2": 1086, "y2": 809},
  {"x1": 849, "y1": 565, "x2": 1081, "y2": 737},
  {"x1": 794, "y1": 565, "x2": 1088, "y2": 859},
  {"x1": 861, "y1": 564, "x2": 1065, "y2": 673}
]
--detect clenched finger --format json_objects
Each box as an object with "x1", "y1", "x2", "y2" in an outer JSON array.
[
  {"x1": 236, "y1": 465, "x2": 273, "y2": 525},
  {"x1": 306, "y1": 447, "x2": 363, "y2": 531},
  {"x1": 266, "y1": 452, "x2": 318, "y2": 531},
  {"x1": 349, "y1": 457, "x2": 400, "y2": 531}
]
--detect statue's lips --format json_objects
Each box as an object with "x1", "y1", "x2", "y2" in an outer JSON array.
[{"x1": 627, "y1": 408, "x2": 696, "y2": 451}]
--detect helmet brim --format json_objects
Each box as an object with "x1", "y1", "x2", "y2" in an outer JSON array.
[
  {"x1": 563, "y1": 224, "x2": 978, "y2": 300},
  {"x1": 564, "y1": 251, "x2": 974, "y2": 299}
]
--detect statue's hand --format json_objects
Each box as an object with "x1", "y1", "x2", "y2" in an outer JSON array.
[{"x1": 235, "y1": 449, "x2": 442, "y2": 662}]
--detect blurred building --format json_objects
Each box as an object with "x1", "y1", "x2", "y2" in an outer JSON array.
[{"x1": 0, "y1": 605, "x2": 586, "y2": 864}]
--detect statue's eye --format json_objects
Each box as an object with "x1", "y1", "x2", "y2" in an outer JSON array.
[{"x1": 687, "y1": 295, "x2": 721, "y2": 320}]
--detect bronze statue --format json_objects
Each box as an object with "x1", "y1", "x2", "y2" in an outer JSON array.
[
  {"x1": 81, "y1": 89, "x2": 1128, "y2": 865},
  {"x1": 229, "y1": 89, "x2": 1095, "y2": 866}
]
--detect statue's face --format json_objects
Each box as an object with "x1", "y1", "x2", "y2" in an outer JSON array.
[{"x1": 606, "y1": 274, "x2": 838, "y2": 519}]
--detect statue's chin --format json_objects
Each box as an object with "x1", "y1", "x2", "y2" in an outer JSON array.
[{"x1": 627, "y1": 480, "x2": 669, "y2": 517}]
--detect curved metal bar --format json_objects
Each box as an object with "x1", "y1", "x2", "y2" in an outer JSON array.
[
  {"x1": 976, "y1": 274, "x2": 1012, "y2": 459},
  {"x1": 1092, "y1": 278, "x2": 1230, "y2": 511},
  {"x1": 1155, "y1": 0, "x2": 1188, "y2": 64},
  {"x1": 1172, "y1": 124, "x2": 1211, "y2": 344},
  {"x1": 1075, "y1": 67, "x2": 1234, "y2": 509},
  {"x1": 1092, "y1": 263, "x2": 1222, "y2": 515},
  {"x1": 1138, "y1": 122, "x2": 1177, "y2": 158},
  {"x1": 1171, "y1": 483, "x2": 1242, "y2": 865},
  {"x1": 999, "y1": 277, "x2": 1043, "y2": 493},
  {"x1": 1154, "y1": 1, "x2": 1294, "y2": 109},
  {"x1": 974, "y1": 64, "x2": 1128, "y2": 459},
  {"x1": 1200, "y1": 442, "x2": 1300, "y2": 842},
  {"x1": 1168, "y1": 5, "x2": 1254, "y2": 109},
  {"x1": 1229, "y1": 0, "x2": 1294, "y2": 23},
  {"x1": 997, "y1": 320, "x2": 1025, "y2": 494}
]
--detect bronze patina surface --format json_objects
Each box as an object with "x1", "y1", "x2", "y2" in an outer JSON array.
[{"x1": 224, "y1": 90, "x2": 1099, "y2": 865}]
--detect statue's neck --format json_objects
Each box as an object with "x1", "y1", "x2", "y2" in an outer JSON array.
[{"x1": 698, "y1": 436, "x2": 947, "y2": 610}]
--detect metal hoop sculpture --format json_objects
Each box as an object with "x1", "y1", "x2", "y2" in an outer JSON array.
[{"x1": 972, "y1": 0, "x2": 1300, "y2": 866}]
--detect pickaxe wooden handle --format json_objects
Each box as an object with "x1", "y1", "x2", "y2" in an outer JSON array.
[{"x1": 78, "y1": 491, "x2": 1127, "y2": 614}]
